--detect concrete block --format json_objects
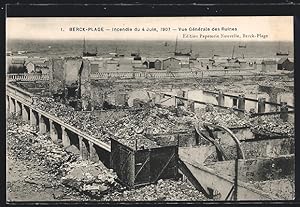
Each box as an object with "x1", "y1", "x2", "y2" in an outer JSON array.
[
  {"x1": 39, "y1": 114, "x2": 47, "y2": 134},
  {"x1": 258, "y1": 98, "x2": 266, "y2": 113},
  {"x1": 9, "y1": 97, "x2": 15, "y2": 114},
  {"x1": 15, "y1": 101, "x2": 22, "y2": 116},
  {"x1": 30, "y1": 109, "x2": 38, "y2": 129},
  {"x1": 6, "y1": 96, "x2": 9, "y2": 113},
  {"x1": 188, "y1": 101, "x2": 195, "y2": 112},
  {"x1": 50, "y1": 120, "x2": 58, "y2": 143},
  {"x1": 22, "y1": 104, "x2": 29, "y2": 122},
  {"x1": 217, "y1": 91, "x2": 225, "y2": 106},
  {"x1": 238, "y1": 95, "x2": 245, "y2": 110},
  {"x1": 62, "y1": 126, "x2": 71, "y2": 148},
  {"x1": 79, "y1": 136, "x2": 89, "y2": 160},
  {"x1": 173, "y1": 96, "x2": 177, "y2": 107},
  {"x1": 89, "y1": 141, "x2": 100, "y2": 163},
  {"x1": 280, "y1": 102, "x2": 288, "y2": 122}
]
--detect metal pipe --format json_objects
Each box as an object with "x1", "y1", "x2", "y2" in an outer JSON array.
[
  {"x1": 201, "y1": 121, "x2": 243, "y2": 200},
  {"x1": 202, "y1": 122, "x2": 245, "y2": 159}
]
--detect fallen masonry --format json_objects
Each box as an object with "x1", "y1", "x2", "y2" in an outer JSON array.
[
  {"x1": 7, "y1": 116, "x2": 208, "y2": 201},
  {"x1": 32, "y1": 97, "x2": 294, "y2": 149},
  {"x1": 6, "y1": 75, "x2": 295, "y2": 200}
]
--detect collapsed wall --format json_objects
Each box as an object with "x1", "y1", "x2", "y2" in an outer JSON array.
[{"x1": 49, "y1": 57, "x2": 92, "y2": 110}]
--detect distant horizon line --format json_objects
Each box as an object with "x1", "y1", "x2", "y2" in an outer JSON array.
[{"x1": 7, "y1": 38, "x2": 294, "y2": 42}]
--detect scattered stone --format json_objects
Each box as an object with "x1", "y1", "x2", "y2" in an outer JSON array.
[
  {"x1": 102, "y1": 179, "x2": 207, "y2": 201},
  {"x1": 195, "y1": 105, "x2": 251, "y2": 128},
  {"x1": 250, "y1": 115, "x2": 294, "y2": 137}
]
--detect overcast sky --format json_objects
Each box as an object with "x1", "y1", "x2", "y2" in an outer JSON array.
[{"x1": 7, "y1": 16, "x2": 293, "y2": 41}]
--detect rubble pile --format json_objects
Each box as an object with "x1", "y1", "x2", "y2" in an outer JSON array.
[
  {"x1": 34, "y1": 97, "x2": 197, "y2": 149},
  {"x1": 210, "y1": 81, "x2": 261, "y2": 94},
  {"x1": 34, "y1": 97, "x2": 111, "y2": 144},
  {"x1": 33, "y1": 95, "x2": 294, "y2": 149},
  {"x1": 257, "y1": 79, "x2": 293, "y2": 90},
  {"x1": 8, "y1": 121, "x2": 80, "y2": 177},
  {"x1": 61, "y1": 160, "x2": 118, "y2": 197},
  {"x1": 250, "y1": 115, "x2": 294, "y2": 137},
  {"x1": 107, "y1": 106, "x2": 196, "y2": 149},
  {"x1": 7, "y1": 116, "x2": 208, "y2": 201},
  {"x1": 102, "y1": 179, "x2": 207, "y2": 201},
  {"x1": 7, "y1": 116, "x2": 118, "y2": 199},
  {"x1": 195, "y1": 105, "x2": 251, "y2": 128}
]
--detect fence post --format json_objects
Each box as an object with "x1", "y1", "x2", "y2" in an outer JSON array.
[
  {"x1": 280, "y1": 102, "x2": 288, "y2": 122},
  {"x1": 22, "y1": 104, "x2": 29, "y2": 122},
  {"x1": 61, "y1": 126, "x2": 71, "y2": 148},
  {"x1": 39, "y1": 114, "x2": 47, "y2": 134},
  {"x1": 217, "y1": 90, "x2": 225, "y2": 106},
  {"x1": 79, "y1": 136, "x2": 89, "y2": 160},
  {"x1": 89, "y1": 141, "x2": 100, "y2": 163},
  {"x1": 15, "y1": 101, "x2": 22, "y2": 116},
  {"x1": 257, "y1": 97, "x2": 266, "y2": 113},
  {"x1": 9, "y1": 97, "x2": 15, "y2": 114},
  {"x1": 238, "y1": 94, "x2": 245, "y2": 111},
  {"x1": 237, "y1": 94, "x2": 245, "y2": 117},
  {"x1": 188, "y1": 100, "x2": 195, "y2": 112},
  {"x1": 49, "y1": 120, "x2": 58, "y2": 143},
  {"x1": 30, "y1": 109, "x2": 38, "y2": 130}
]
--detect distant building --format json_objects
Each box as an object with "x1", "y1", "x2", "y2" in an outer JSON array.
[
  {"x1": 261, "y1": 60, "x2": 277, "y2": 72},
  {"x1": 223, "y1": 63, "x2": 240, "y2": 69},
  {"x1": 11, "y1": 58, "x2": 25, "y2": 65},
  {"x1": 90, "y1": 62, "x2": 99, "y2": 74},
  {"x1": 8, "y1": 58, "x2": 26, "y2": 73},
  {"x1": 277, "y1": 57, "x2": 294, "y2": 71},
  {"x1": 178, "y1": 57, "x2": 190, "y2": 68},
  {"x1": 104, "y1": 58, "x2": 119, "y2": 70},
  {"x1": 143, "y1": 58, "x2": 162, "y2": 70},
  {"x1": 162, "y1": 57, "x2": 181, "y2": 71},
  {"x1": 236, "y1": 59, "x2": 247, "y2": 68},
  {"x1": 132, "y1": 60, "x2": 147, "y2": 69},
  {"x1": 221, "y1": 59, "x2": 240, "y2": 69}
]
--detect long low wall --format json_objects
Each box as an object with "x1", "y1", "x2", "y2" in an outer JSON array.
[
  {"x1": 90, "y1": 69, "x2": 255, "y2": 79},
  {"x1": 6, "y1": 83, "x2": 111, "y2": 166},
  {"x1": 7, "y1": 69, "x2": 256, "y2": 82},
  {"x1": 179, "y1": 157, "x2": 278, "y2": 200},
  {"x1": 7, "y1": 73, "x2": 49, "y2": 82}
]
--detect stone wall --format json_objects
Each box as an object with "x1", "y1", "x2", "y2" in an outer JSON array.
[
  {"x1": 49, "y1": 58, "x2": 64, "y2": 93},
  {"x1": 258, "y1": 85, "x2": 287, "y2": 103},
  {"x1": 205, "y1": 155, "x2": 294, "y2": 183}
]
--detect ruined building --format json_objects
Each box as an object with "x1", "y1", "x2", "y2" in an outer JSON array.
[{"x1": 49, "y1": 57, "x2": 92, "y2": 110}]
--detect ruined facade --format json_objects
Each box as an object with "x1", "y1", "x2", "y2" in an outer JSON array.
[{"x1": 49, "y1": 57, "x2": 92, "y2": 110}]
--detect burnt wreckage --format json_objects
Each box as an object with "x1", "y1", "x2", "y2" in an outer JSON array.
[{"x1": 49, "y1": 57, "x2": 92, "y2": 111}]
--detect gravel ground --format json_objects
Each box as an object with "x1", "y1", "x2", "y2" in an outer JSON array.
[
  {"x1": 102, "y1": 179, "x2": 208, "y2": 201},
  {"x1": 6, "y1": 116, "x2": 91, "y2": 202}
]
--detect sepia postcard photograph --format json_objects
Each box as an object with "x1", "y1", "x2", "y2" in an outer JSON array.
[{"x1": 6, "y1": 14, "x2": 295, "y2": 203}]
